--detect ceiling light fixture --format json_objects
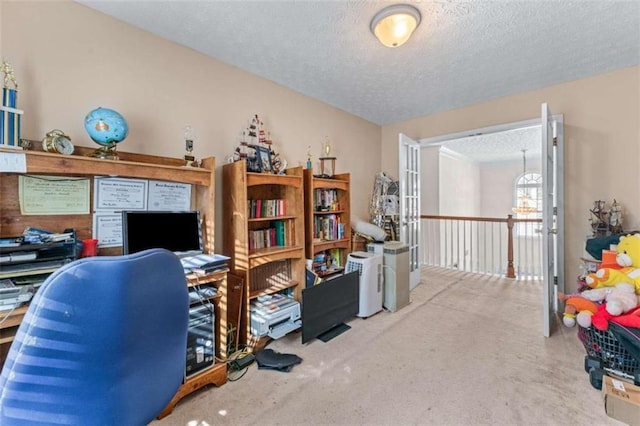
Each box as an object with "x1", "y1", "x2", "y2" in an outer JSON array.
[{"x1": 370, "y1": 4, "x2": 421, "y2": 48}]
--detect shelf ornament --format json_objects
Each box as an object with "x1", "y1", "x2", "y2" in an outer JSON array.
[
  {"x1": 0, "y1": 60, "x2": 23, "y2": 148},
  {"x1": 183, "y1": 125, "x2": 199, "y2": 167},
  {"x1": 232, "y1": 114, "x2": 285, "y2": 174},
  {"x1": 317, "y1": 136, "x2": 336, "y2": 178},
  {"x1": 84, "y1": 107, "x2": 129, "y2": 160}
]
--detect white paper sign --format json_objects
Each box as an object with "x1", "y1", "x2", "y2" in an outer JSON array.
[
  {"x1": 148, "y1": 180, "x2": 192, "y2": 211},
  {"x1": 0, "y1": 151, "x2": 26, "y2": 172},
  {"x1": 92, "y1": 213, "x2": 122, "y2": 247},
  {"x1": 94, "y1": 177, "x2": 148, "y2": 211}
]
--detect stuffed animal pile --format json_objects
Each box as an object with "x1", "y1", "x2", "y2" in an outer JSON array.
[{"x1": 562, "y1": 233, "x2": 640, "y2": 330}]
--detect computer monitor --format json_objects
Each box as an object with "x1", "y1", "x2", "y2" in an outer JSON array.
[
  {"x1": 301, "y1": 271, "x2": 359, "y2": 344},
  {"x1": 122, "y1": 210, "x2": 203, "y2": 255}
]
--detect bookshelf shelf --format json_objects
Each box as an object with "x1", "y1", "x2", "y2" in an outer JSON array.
[
  {"x1": 248, "y1": 215, "x2": 297, "y2": 222},
  {"x1": 246, "y1": 172, "x2": 302, "y2": 188},
  {"x1": 249, "y1": 280, "x2": 300, "y2": 299},
  {"x1": 314, "y1": 209, "x2": 346, "y2": 215},
  {"x1": 313, "y1": 238, "x2": 351, "y2": 252},
  {"x1": 248, "y1": 245, "x2": 305, "y2": 260}
]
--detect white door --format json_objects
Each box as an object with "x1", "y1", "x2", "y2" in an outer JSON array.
[
  {"x1": 399, "y1": 134, "x2": 421, "y2": 289},
  {"x1": 541, "y1": 103, "x2": 564, "y2": 337}
]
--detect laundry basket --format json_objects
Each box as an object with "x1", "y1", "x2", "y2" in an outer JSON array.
[{"x1": 578, "y1": 324, "x2": 640, "y2": 389}]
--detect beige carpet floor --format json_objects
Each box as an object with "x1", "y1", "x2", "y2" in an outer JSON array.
[{"x1": 153, "y1": 267, "x2": 623, "y2": 426}]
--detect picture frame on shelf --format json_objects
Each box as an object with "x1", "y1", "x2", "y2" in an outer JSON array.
[{"x1": 256, "y1": 145, "x2": 273, "y2": 173}]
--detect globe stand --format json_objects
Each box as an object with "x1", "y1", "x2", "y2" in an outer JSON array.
[{"x1": 87, "y1": 142, "x2": 119, "y2": 161}]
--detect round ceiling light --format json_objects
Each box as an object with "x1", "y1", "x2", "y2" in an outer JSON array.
[{"x1": 370, "y1": 4, "x2": 421, "y2": 48}]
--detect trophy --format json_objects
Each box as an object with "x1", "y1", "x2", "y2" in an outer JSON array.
[
  {"x1": 318, "y1": 136, "x2": 336, "y2": 178},
  {"x1": 184, "y1": 125, "x2": 198, "y2": 167},
  {"x1": 1, "y1": 60, "x2": 23, "y2": 148}
]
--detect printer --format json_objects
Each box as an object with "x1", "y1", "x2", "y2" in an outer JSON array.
[{"x1": 250, "y1": 294, "x2": 301, "y2": 340}]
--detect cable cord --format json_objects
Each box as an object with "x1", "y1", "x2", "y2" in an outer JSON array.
[
  {"x1": 226, "y1": 349, "x2": 253, "y2": 382},
  {"x1": 218, "y1": 324, "x2": 253, "y2": 381}
]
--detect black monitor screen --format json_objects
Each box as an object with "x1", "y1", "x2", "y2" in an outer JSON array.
[
  {"x1": 301, "y1": 271, "x2": 359, "y2": 344},
  {"x1": 122, "y1": 210, "x2": 202, "y2": 255}
]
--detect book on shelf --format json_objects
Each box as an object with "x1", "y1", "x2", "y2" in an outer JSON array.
[
  {"x1": 314, "y1": 188, "x2": 338, "y2": 211},
  {"x1": 249, "y1": 221, "x2": 288, "y2": 250},
  {"x1": 274, "y1": 220, "x2": 285, "y2": 246},
  {"x1": 328, "y1": 248, "x2": 342, "y2": 267},
  {"x1": 248, "y1": 198, "x2": 287, "y2": 218},
  {"x1": 314, "y1": 214, "x2": 341, "y2": 240}
]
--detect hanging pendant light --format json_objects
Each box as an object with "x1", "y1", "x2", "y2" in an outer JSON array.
[{"x1": 512, "y1": 149, "x2": 537, "y2": 215}]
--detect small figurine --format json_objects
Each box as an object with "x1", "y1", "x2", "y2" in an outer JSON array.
[
  {"x1": 306, "y1": 146, "x2": 312, "y2": 169},
  {"x1": 1, "y1": 60, "x2": 18, "y2": 90}
]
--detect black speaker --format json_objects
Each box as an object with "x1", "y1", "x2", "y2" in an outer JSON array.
[{"x1": 185, "y1": 303, "x2": 215, "y2": 378}]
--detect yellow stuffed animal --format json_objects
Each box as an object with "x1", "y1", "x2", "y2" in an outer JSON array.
[{"x1": 586, "y1": 234, "x2": 640, "y2": 294}]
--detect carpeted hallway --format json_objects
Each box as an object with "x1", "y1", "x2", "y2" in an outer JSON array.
[{"x1": 154, "y1": 267, "x2": 622, "y2": 425}]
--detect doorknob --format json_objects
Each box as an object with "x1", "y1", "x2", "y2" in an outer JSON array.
[{"x1": 548, "y1": 228, "x2": 558, "y2": 235}]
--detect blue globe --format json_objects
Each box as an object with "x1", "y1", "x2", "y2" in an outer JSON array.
[{"x1": 84, "y1": 107, "x2": 129, "y2": 146}]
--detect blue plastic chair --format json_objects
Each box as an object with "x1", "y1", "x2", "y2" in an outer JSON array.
[{"x1": 0, "y1": 248, "x2": 189, "y2": 425}]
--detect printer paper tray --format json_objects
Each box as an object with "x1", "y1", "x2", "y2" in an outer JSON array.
[{"x1": 268, "y1": 319, "x2": 301, "y2": 340}]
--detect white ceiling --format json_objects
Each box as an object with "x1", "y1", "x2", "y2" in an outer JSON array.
[{"x1": 77, "y1": 1, "x2": 640, "y2": 128}]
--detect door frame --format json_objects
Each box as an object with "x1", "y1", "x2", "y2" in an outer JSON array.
[{"x1": 415, "y1": 114, "x2": 564, "y2": 336}]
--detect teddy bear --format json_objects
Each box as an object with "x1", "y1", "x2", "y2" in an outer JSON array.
[
  {"x1": 585, "y1": 233, "x2": 640, "y2": 293},
  {"x1": 580, "y1": 282, "x2": 639, "y2": 318},
  {"x1": 558, "y1": 293, "x2": 598, "y2": 327}
]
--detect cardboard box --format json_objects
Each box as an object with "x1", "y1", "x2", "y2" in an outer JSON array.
[{"x1": 603, "y1": 375, "x2": 640, "y2": 425}]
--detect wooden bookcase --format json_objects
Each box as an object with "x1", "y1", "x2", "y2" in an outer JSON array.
[
  {"x1": 222, "y1": 160, "x2": 305, "y2": 350},
  {"x1": 303, "y1": 169, "x2": 352, "y2": 279},
  {"x1": 0, "y1": 145, "x2": 226, "y2": 417}
]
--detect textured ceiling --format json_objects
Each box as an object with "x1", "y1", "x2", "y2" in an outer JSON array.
[
  {"x1": 77, "y1": 1, "x2": 640, "y2": 127},
  {"x1": 441, "y1": 126, "x2": 541, "y2": 164}
]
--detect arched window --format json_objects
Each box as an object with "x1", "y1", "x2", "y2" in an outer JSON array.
[{"x1": 513, "y1": 172, "x2": 542, "y2": 235}]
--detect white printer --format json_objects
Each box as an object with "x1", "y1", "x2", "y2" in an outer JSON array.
[{"x1": 250, "y1": 294, "x2": 301, "y2": 339}]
